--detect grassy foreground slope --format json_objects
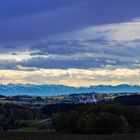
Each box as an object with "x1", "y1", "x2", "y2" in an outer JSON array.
[{"x1": 0, "y1": 133, "x2": 140, "y2": 140}]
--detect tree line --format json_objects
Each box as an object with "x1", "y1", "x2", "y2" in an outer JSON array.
[
  {"x1": 51, "y1": 104, "x2": 140, "y2": 134},
  {"x1": 0, "y1": 103, "x2": 35, "y2": 131}
]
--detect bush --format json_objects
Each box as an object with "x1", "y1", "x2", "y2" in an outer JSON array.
[{"x1": 18, "y1": 120, "x2": 32, "y2": 127}]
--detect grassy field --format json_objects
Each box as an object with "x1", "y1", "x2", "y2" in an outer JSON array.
[
  {"x1": 0, "y1": 99, "x2": 29, "y2": 104},
  {"x1": 0, "y1": 133, "x2": 140, "y2": 140}
]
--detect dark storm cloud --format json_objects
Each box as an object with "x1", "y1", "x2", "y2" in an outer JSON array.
[
  {"x1": 0, "y1": 0, "x2": 140, "y2": 71},
  {"x1": 0, "y1": 37, "x2": 140, "y2": 70},
  {"x1": 1, "y1": 0, "x2": 140, "y2": 43},
  {"x1": 29, "y1": 39, "x2": 140, "y2": 58},
  {"x1": 0, "y1": 60, "x2": 17, "y2": 70},
  {"x1": 29, "y1": 38, "x2": 112, "y2": 56},
  {"x1": 20, "y1": 57, "x2": 126, "y2": 69},
  {"x1": 0, "y1": 0, "x2": 82, "y2": 19},
  {"x1": 30, "y1": 40, "x2": 87, "y2": 55}
]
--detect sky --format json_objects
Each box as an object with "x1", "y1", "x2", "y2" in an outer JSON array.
[{"x1": 0, "y1": 0, "x2": 140, "y2": 87}]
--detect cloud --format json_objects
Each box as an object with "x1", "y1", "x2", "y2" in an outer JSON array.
[
  {"x1": 0, "y1": 16, "x2": 139, "y2": 86},
  {"x1": 0, "y1": 0, "x2": 82, "y2": 19},
  {"x1": 20, "y1": 55, "x2": 134, "y2": 69},
  {"x1": 0, "y1": 68, "x2": 140, "y2": 87},
  {"x1": 0, "y1": 35, "x2": 140, "y2": 70},
  {"x1": 53, "y1": 21, "x2": 140, "y2": 41},
  {"x1": 0, "y1": 59, "x2": 17, "y2": 70},
  {"x1": 1, "y1": 0, "x2": 140, "y2": 43}
]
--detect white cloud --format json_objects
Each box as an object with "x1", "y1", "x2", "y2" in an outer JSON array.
[
  {"x1": 51, "y1": 20, "x2": 140, "y2": 41},
  {"x1": 0, "y1": 52, "x2": 32, "y2": 62},
  {"x1": 0, "y1": 68, "x2": 140, "y2": 87},
  {"x1": 0, "y1": 20, "x2": 140, "y2": 86}
]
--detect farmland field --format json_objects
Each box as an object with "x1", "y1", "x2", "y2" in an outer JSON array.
[{"x1": 0, "y1": 133, "x2": 140, "y2": 140}]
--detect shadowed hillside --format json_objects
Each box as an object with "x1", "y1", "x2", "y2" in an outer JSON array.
[{"x1": 0, "y1": 133, "x2": 140, "y2": 140}]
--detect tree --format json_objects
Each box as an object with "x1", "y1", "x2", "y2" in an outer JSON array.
[
  {"x1": 90, "y1": 112, "x2": 128, "y2": 134},
  {"x1": 52, "y1": 112, "x2": 67, "y2": 133}
]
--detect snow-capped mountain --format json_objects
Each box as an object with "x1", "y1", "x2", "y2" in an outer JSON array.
[{"x1": 0, "y1": 84, "x2": 140, "y2": 96}]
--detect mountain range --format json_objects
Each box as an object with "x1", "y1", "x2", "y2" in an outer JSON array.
[{"x1": 0, "y1": 84, "x2": 140, "y2": 96}]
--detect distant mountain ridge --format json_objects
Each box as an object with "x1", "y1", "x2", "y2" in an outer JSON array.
[{"x1": 0, "y1": 84, "x2": 140, "y2": 96}]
